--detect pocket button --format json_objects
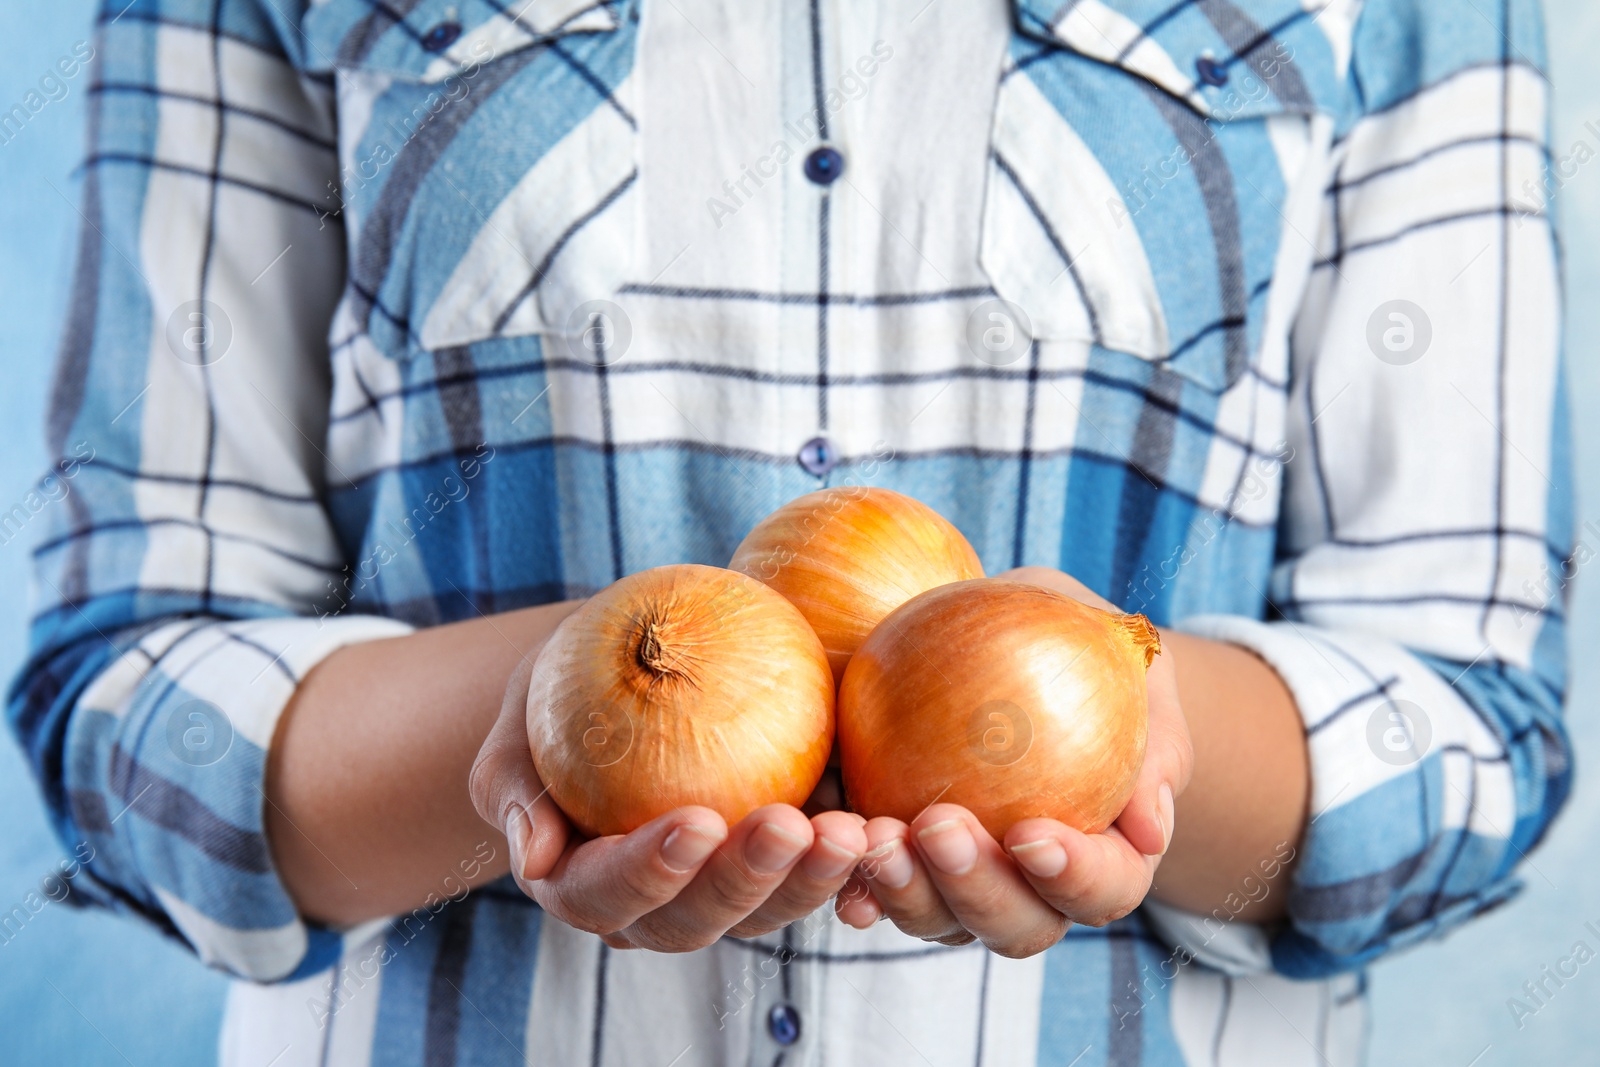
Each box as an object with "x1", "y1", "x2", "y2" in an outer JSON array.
[
  {"x1": 1195, "y1": 55, "x2": 1229, "y2": 87},
  {"x1": 422, "y1": 21, "x2": 463, "y2": 52},
  {"x1": 797, "y1": 437, "x2": 838, "y2": 477}
]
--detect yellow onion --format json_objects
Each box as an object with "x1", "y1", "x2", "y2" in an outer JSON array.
[
  {"x1": 527, "y1": 564, "x2": 834, "y2": 837},
  {"x1": 729, "y1": 487, "x2": 984, "y2": 685},
  {"x1": 838, "y1": 579, "x2": 1159, "y2": 839}
]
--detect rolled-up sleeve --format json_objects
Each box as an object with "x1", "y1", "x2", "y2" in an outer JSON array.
[
  {"x1": 6, "y1": 0, "x2": 411, "y2": 982},
  {"x1": 1181, "y1": 0, "x2": 1572, "y2": 978}
]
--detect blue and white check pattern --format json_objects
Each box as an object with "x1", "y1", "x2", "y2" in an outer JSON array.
[{"x1": 9, "y1": 0, "x2": 1572, "y2": 1063}]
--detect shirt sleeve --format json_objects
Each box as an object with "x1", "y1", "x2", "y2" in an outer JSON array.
[
  {"x1": 1178, "y1": 0, "x2": 1572, "y2": 979},
  {"x1": 6, "y1": 0, "x2": 412, "y2": 982}
]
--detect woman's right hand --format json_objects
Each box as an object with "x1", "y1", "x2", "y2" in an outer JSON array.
[{"x1": 469, "y1": 655, "x2": 868, "y2": 950}]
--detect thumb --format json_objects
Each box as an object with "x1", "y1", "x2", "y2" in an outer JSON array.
[
  {"x1": 469, "y1": 654, "x2": 571, "y2": 884},
  {"x1": 1115, "y1": 644, "x2": 1192, "y2": 857}
]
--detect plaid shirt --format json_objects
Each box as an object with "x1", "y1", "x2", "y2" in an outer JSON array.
[{"x1": 10, "y1": 0, "x2": 1573, "y2": 1063}]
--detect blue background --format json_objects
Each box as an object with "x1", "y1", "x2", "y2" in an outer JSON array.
[{"x1": 2, "y1": 2, "x2": 1597, "y2": 1063}]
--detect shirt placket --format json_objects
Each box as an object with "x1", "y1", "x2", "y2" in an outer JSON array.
[{"x1": 742, "y1": 909, "x2": 832, "y2": 1066}]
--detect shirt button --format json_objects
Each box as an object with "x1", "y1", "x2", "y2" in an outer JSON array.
[
  {"x1": 422, "y1": 21, "x2": 463, "y2": 52},
  {"x1": 797, "y1": 436, "x2": 837, "y2": 477},
  {"x1": 768, "y1": 1004, "x2": 802, "y2": 1046},
  {"x1": 1195, "y1": 55, "x2": 1229, "y2": 87},
  {"x1": 803, "y1": 146, "x2": 845, "y2": 186}
]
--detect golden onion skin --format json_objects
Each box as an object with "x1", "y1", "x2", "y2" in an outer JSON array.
[
  {"x1": 527, "y1": 564, "x2": 835, "y2": 838},
  {"x1": 729, "y1": 487, "x2": 984, "y2": 685},
  {"x1": 838, "y1": 579, "x2": 1158, "y2": 840}
]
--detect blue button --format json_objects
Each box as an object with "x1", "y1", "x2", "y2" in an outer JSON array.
[
  {"x1": 768, "y1": 1004, "x2": 801, "y2": 1046},
  {"x1": 422, "y1": 21, "x2": 463, "y2": 53},
  {"x1": 803, "y1": 146, "x2": 845, "y2": 185},
  {"x1": 797, "y1": 436, "x2": 837, "y2": 477},
  {"x1": 1195, "y1": 56, "x2": 1229, "y2": 87}
]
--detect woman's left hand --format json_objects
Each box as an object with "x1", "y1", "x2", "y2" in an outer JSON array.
[{"x1": 833, "y1": 566, "x2": 1194, "y2": 957}]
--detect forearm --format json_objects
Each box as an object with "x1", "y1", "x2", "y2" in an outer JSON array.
[
  {"x1": 1152, "y1": 630, "x2": 1308, "y2": 922},
  {"x1": 265, "y1": 600, "x2": 583, "y2": 925}
]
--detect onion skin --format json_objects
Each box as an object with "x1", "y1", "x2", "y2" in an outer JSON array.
[
  {"x1": 527, "y1": 564, "x2": 835, "y2": 838},
  {"x1": 838, "y1": 580, "x2": 1159, "y2": 840},
  {"x1": 729, "y1": 487, "x2": 984, "y2": 685}
]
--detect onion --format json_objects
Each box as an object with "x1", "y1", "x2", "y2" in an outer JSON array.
[
  {"x1": 730, "y1": 487, "x2": 984, "y2": 684},
  {"x1": 838, "y1": 579, "x2": 1159, "y2": 839},
  {"x1": 527, "y1": 564, "x2": 835, "y2": 837}
]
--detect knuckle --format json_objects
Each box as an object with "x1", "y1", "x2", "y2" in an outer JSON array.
[
  {"x1": 570, "y1": 910, "x2": 623, "y2": 937},
  {"x1": 615, "y1": 858, "x2": 670, "y2": 904},
  {"x1": 948, "y1": 878, "x2": 1013, "y2": 929},
  {"x1": 466, "y1": 752, "x2": 502, "y2": 825},
  {"x1": 538, "y1": 882, "x2": 629, "y2": 938},
  {"x1": 726, "y1": 916, "x2": 780, "y2": 939},
  {"x1": 1080, "y1": 889, "x2": 1145, "y2": 928},
  {"x1": 989, "y1": 919, "x2": 1068, "y2": 960},
  {"x1": 545, "y1": 897, "x2": 613, "y2": 936},
  {"x1": 709, "y1": 871, "x2": 770, "y2": 914},
  {"x1": 633, "y1": 916, "x2": 716, "y2": 954},
  {"x1": 928, "y1": 931, "x2": 977, "y2": 947},
  {"x1": 890, "y1": 912, "x2": 962, "y2": 941}
]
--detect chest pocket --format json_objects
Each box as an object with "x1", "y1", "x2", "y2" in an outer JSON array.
[
  {"x1": 983, "y1": 0, "x2": 1351, "y2": 392},
  {"x1": 302, "y1": 0, "x2": 638, "y2": 359}
]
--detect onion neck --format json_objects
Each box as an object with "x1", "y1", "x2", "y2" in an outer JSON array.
[
  {"x1": 1118, "y1": 613, "x2": 1163, "y2": 668},
  {"x1": 635, "y1": 618, "x2": 692, "y2": 680},
  {"x1": 637, "y1": 620, "x2": 668, "y2": 673}
]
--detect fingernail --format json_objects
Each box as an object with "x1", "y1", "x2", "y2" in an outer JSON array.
[
  {"x1": 507, "y1": 806, "x2": 532, "y2": 880},
  {"x1": 660, "y1": 823, "x2": 723, "y2": 873},
  {"x1": 802, "y1": 836, "x2": 860, "y2": 881},
  {"x1": 1158, "y1": 784, "x2": 1175, "y2": 855},
  {"x1": 1009, "y1": 838, "x2": 1067, "y2": 879},
  {"x1": 916, "y1": 819, "x2": 978, "y2": 876},
  {"x1": 860, "y1": 839, "x2": 914, "y2": 890},
  {"x1": 745, "y1": 821, "x2": 810, "y2": 874}
]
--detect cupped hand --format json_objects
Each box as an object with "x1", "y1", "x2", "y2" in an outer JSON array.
[
  {"x1": 834, "y1": 566, "x2": 1193, "y2": 957},
  {"x1": 470, "y1": 655, "x2": 867, "y2": 950}
]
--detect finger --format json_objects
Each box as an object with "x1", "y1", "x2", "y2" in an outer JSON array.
[
  {"x1": 468, "y1": 654, "x2": 572, "y2": 883},
  {"x1": 854, "y1": 817, "x2": 965, "y2": 943},
  {"x1": 834, "y1": 872, "x2": 883, "y2": 929},
  {"x1": 909, "y1": 805, "x2": 1069, "y2": 958},
  {"x1": 1005, "y1": 819, "x2": 1158, "y2": 928},
  {"x1": 994, "y1": 567, "x2": 1111, "y2": 608},
  {"x1": 1115, "y1": 644, "x2": 1193, "y2": 858},
  {"x1": 627, "y1": 804, "x2": 814, "y2": 952},
  {"x1": 728, "y1": 810, "x2": 867, "y2": 937},
  {"x1": 531, "y1": 807, "x2": 728, "y2": 936}
]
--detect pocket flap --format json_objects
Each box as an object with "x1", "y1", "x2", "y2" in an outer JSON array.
[
  {"x1": 1012, "y1": 0, "x2": 1349, "y2": 120},
  {"x1": 303, "y1": 0, "x2": 621, "y2": 83}
]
